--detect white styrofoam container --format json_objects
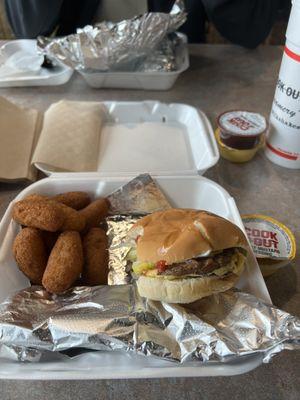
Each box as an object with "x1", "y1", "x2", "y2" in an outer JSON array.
[
  {"x1": 79, "y1": 33, "x2": 189, "y2": 90},
  {"x1": 35, "y1": 101, "x2": 219, "y2": 177},
  {"x1": 0, "y1": 174, "x2": 271, "y2": 379},
  {"x1": 0, "y1": 40, "x2": 73, "y2": 87}
]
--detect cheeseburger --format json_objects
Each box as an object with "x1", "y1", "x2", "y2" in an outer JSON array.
[{"x1": 127, "y1": 209, "x2": 248, "y2": 303}]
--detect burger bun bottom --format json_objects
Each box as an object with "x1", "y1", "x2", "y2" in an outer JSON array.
[
  {"x1": 136, "y1": 252, "x2": 246, "y2": 304},
  {"x1": 136, "y1": 273, "x2": 239, "y2": 304}
]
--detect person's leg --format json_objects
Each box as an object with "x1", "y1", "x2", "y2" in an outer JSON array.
[
  {"x1": 5, "y1": 0, "x2": 63, "y2": 38},
  {"x1": 148, "y1": 0, "x2": 206, "y2": 43},
  {"x1": 181, "y1": 0, "x2": 206, "y2": 43},
  {"x1": 148, "y1": 0, "x2": 174, "y2": 13},
  {"x1": 57, "y1": 0, "x2": 100, "y2": 35}
]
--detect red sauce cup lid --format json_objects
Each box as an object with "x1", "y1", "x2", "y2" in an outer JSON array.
[{"x1": 217, "y1": 110, "x2": 267, "y2": 138}]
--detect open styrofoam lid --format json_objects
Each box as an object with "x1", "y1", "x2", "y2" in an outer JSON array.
[{"x1": 35, "y1": 101, "x2": 219, "y2": 177}]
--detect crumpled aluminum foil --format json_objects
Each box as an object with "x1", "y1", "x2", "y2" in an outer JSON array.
[
  {"x1": 107, "y1": 214, "x2": 139, "y2": 285},
  {"x1": 37, "y1": 0, "x2": 187, "y2": 72},
  {"x1": 0, "y1": 173, "x2": 299, "y2": 365},
  {"x1": 0, "y1": 285, "x2": 299, "y2": 363},
  {"x1": 106, "y1": 173, "x2": 171, "y2": 285}
]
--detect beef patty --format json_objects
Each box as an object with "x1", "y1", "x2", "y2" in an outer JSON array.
[{"x1": 157, "y1": 248, "x2": 236, "y2": 277}]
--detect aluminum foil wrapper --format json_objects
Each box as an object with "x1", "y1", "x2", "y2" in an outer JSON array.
[
  {"x1": 107, "y1": 173, "x2": 171, "y2": 285},
  {"x1": 37, "y1": 0, "x2": 187, "y2": 72},
  {"x1": 0, "y1": 285, "x2": 299, "y2": 363},
  {"x1": 107, "y1": 214, "x2": 140, "y2": 286},
  {"x1": 107, "y1": 173, "x2": 171, "y2": 215}
]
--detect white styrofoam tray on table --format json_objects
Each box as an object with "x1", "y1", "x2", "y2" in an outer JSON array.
[
  {"x1": 79, "y1": 33, "x2": 189, "y2": 90},
  {"x1": 35, "y1": 101, "x2": 219, "y2": 177},
  {"x1": 0, "y1": 174, "x2": 271, "y2": 379},
  {"x1": 0, "y1": 40, "x2": 73, "y2": 87}
]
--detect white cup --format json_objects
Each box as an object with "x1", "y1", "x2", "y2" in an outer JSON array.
[{"x1": 265, "y1": 0, "x2": 300, "y2": 169}]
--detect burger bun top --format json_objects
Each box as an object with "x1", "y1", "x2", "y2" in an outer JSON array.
[{"x1": 129, "y1": 208, "x2": 248, "y2": 264}]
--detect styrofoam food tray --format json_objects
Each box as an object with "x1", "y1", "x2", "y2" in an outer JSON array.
[
  {"x1": 35, "y1": 101, "x2": 219, "y2": 177},
  {"x1": 79, "y1": 33, "x2": 189, "y2": 90},
  {"x1": 0, "y1": 174, "x2": 271, "y2": 379},
  {"x1": 0, "y1": 40, "x2": 73, "y2": 87}
]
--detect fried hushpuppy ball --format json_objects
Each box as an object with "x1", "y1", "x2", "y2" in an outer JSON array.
[
  {"x1": 12, "y1": 200, "x2": 65, "y2": 232},
  {"x1": 82, "y1": 228, "x2": 108, "y2": 285},
  {"x1": 24, "y1": 192, "x2": 90, "y2": 211},
  {"x1": 79, "y1": 198, "x2": 109, "y2": 230},
  {"x1": 13, "y1": 227, "x2": 47, "y2": 284},
  {"x1": 24, "y1": 194, "x2": 48, "y2": 202},
  {"x1": 22, "y1": 195, "x2": 86, "y2": 232},
  {"x1": 42, "y1": 231, "x2": 83, "y2": 294},
  {"x1": 52, "y1": 192, "x2": 91, "y2": 210},
  {"x1": 59, "y1": 203, "x2": 86, "y2": 232}
]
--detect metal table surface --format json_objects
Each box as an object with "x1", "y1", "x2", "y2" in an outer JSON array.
[{"x1": 0, "y1": 44, "x2": 299, "y2": 400}]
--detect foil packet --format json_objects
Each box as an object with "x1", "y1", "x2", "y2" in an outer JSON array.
[
  {"x1": 37, "y1": 1, "x2": 187, "y2": 72},
  {"x1": 107, "y1": 173, "x2": 171, "y2": 215},
  {"x1": 0, "y1": 174, "x2": 299, "y2": 365}
]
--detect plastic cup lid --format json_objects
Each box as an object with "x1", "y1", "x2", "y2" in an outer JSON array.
[
  {"x1": 242, "y1": 214, "x2": 296, "y2": 261},
  {"x1": 218, "y1": 110, "x2": 267, "y2": 137}
]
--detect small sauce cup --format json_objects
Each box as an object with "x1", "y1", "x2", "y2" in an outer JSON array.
[{"x1": 216, "y1": 110, "x2": 267, "y2": 162}]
